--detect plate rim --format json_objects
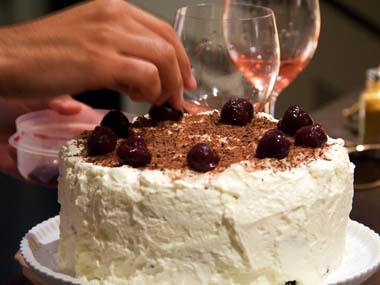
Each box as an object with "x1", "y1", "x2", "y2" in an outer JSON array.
[
  {"x1": 20, "y1": 216, "x2": 92, "y2": 285},
  {"x1": 324, "y1": 219, "x2": 380, "y2": 285},
  {"x1": 20, "y1": 217, "x2": 380, "y2": 285}
]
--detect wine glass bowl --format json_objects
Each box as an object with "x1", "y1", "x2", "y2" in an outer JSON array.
[
  {"x1": 174, "y1": 3, "x2": 280, "y2": 113},
  {"x1": 238, "y1": 0, "x2": 321, "y2": 114}
]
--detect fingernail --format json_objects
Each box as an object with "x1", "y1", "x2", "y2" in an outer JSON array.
[
  {"x1": 154, "y1": 96, "x2": 166, "y2": 106},
  {"x1": 173, "y1": 99, "x2": 182, "y2": 111},
  {"x1": 172, "y1": 98, "x2": 182, "y2": 111},
  {"x1": 58, "y1": 100, "x2": 82, "y2": 115},
  {"x1": 179, "y1": 88, "x2": 185, "y2": 111},
  {"x1": 188, "y1": 74, "x2": 197, "y2": 90}
]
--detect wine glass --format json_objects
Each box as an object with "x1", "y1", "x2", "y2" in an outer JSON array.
[
  {"x1": 236, "y1": 0, "x2": 321, "y2": 115},
  {"x1": 174, "y1": 3, "x2": 280, "y2": 113}
]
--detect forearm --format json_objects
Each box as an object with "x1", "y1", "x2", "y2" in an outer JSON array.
[
  {"x1": 0, "y1": 22, "x2": 89, "y2": 99},
  {"x1": 0, "y1": 0, "x2": 195, "y2": 108},
  {"x1": 0, "y1": 26, "x2": 25, "y2": 98}
]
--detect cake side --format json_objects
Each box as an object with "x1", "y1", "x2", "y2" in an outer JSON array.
[{"x1": 58, "y1": 111, "x2": 354, "y2": 285}]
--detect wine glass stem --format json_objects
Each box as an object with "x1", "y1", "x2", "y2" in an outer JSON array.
[{"x1": 264, "y1": 92, "x2": 279, "y2": 117}]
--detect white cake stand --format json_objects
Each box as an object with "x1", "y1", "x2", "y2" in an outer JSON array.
[{"x1": 20, "y1": 216, "x2": 380, "y2": 285}]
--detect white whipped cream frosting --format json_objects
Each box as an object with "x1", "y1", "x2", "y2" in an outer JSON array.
[{"x1": 58, "y1": 113, "x2": 354, "y2": 285}]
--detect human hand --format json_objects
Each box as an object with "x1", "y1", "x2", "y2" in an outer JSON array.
[
  {"x1": 0, "y1": 0, "x2": 196, "y2": 110},
  {"x1": 0, "y1": 95, "x2": 89, "y2": 179}
]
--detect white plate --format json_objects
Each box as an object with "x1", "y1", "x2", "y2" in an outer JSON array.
[{"x1": 20, "y1": 217, "x2": 380, "y2": 285}]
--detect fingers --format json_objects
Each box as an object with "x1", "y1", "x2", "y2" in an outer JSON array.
[
  {"x1": 161, "y1": 86, "x2": 184, "y2": 111},
  {"x1": 19, "y1": 95, "x2": 85, "y2": 115},
  {"x1": 112, "y1": 30, "x2": 184, "y2": 109},
  {"x1": 111, "y1": 56, "x2": 162, "y2": 105},
  {"x1": 48, "y1": 95, "x2": 90, "y2": 115},
  {"x1": 114, "y1": 2, "x2": 194, "y2": 109},
  {"x1": 125, "y1": 2, "x2": 197, "y2": 91}
]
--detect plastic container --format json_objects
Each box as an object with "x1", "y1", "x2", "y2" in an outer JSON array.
[{"x1": 8, "y1": 109, "x2": 118, "y2": 187}]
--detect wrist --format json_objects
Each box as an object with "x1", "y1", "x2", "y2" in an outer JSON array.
[
  {"x1": 0, "y1": 58, "x2": 14, "y2": 98},
  {"x1": 0, "y1": 27, "x2": 21, "y2": 97}
]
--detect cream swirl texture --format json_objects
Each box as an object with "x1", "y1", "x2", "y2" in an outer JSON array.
[{"x1": 58, "y1": 113, "x2": 354, "y2": 285}]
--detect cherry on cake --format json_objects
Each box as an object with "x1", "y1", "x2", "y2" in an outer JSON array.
[{"x1": 58, "y1": 101, "x2": 354, "y2": 285}]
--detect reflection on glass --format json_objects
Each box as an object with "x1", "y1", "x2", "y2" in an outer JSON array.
[
  {"x1": 174, "y1": 3, "x2": 280, "y2": 113},
  {"x1": 237, "y1": 0, "x2": 321, "y2": 115}
]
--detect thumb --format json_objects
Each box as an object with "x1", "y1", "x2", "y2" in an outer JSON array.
[{"x1": 48, "y1": 95, "x2": 91, "y2": 115}]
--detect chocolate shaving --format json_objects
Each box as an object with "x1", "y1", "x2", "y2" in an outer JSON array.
[{"x1": 83, "y1": 112, "x2": 329, "y2": 171}]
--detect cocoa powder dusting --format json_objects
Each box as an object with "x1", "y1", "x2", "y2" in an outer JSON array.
[{"x1": 83, "y1": 112, "x2": 329, "y2": 171}]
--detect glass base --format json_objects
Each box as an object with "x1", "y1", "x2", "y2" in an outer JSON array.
[
  {"x1": 262, "y1": 96, "x2": 276, "y2": 117},
  {"x1": 184, "y1": 90, "x2": 271, "y2": 114}
]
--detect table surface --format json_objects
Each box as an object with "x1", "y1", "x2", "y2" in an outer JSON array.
[{"x1": 3, "y1": 93, "x2": 380, "y2": 285}]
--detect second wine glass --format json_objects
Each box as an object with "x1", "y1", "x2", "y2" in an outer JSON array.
[
  {"x1": 237, "y1": 0, "x2": 321, "y2": 115},
  {"x1": 174, "y1": 3, "x2": 280, "y2": 113}
]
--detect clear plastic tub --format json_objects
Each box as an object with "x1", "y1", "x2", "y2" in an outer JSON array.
[{"x1": 8, "y1": 108, "x2": 115, "y2": 187}]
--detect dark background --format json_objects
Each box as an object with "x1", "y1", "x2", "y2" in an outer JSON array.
[
  {"x1": 0, "y1": 1, "x2": 122, "y2": 283},
  {"x1": 0, "y1": 0, "x2": 379, "y2": 283}
]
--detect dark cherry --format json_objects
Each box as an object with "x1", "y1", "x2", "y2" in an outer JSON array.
[
  {"x1": 87, "y1": 126, "x2": 117, "y2": 156},
  {"x1": 295, "y1": 124, "x2": 328, "y2": 148},
  {"x1": 124, "y1": 135, "x2": 147, "y2": 148},
  {"x1": 100, "y1": 110, "x2": 130, "y2": 138},
  {"x1": 277, "y1": 105, "x2": 313, "y2": 135},
  {"x1": 255, "y1": 129, "x2": 291, "y2": 159},
  {"x1": 149, "y1": 102, "x2": 183, "y2": 122},
  {"x1": 28, "y1": 164, "x2": 59, "y2": 186},
  {"x1": 117, "y1": 136, "x2": 151, "y2": 167},
  {"x1": 220, "y1": 97, "x2": 254, "y2": 126},
  {"x1": 187, "y1": 143, "x2": 220, "y2": 172}
]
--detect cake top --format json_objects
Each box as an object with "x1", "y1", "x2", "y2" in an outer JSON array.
[{"x1": 78, "y1": 100, "x2": 334, "y2": 173}]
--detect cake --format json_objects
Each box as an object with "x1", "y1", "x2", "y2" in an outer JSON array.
[{"x1": 58, "y1": 100, "x2": 354, "y2": 285}]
